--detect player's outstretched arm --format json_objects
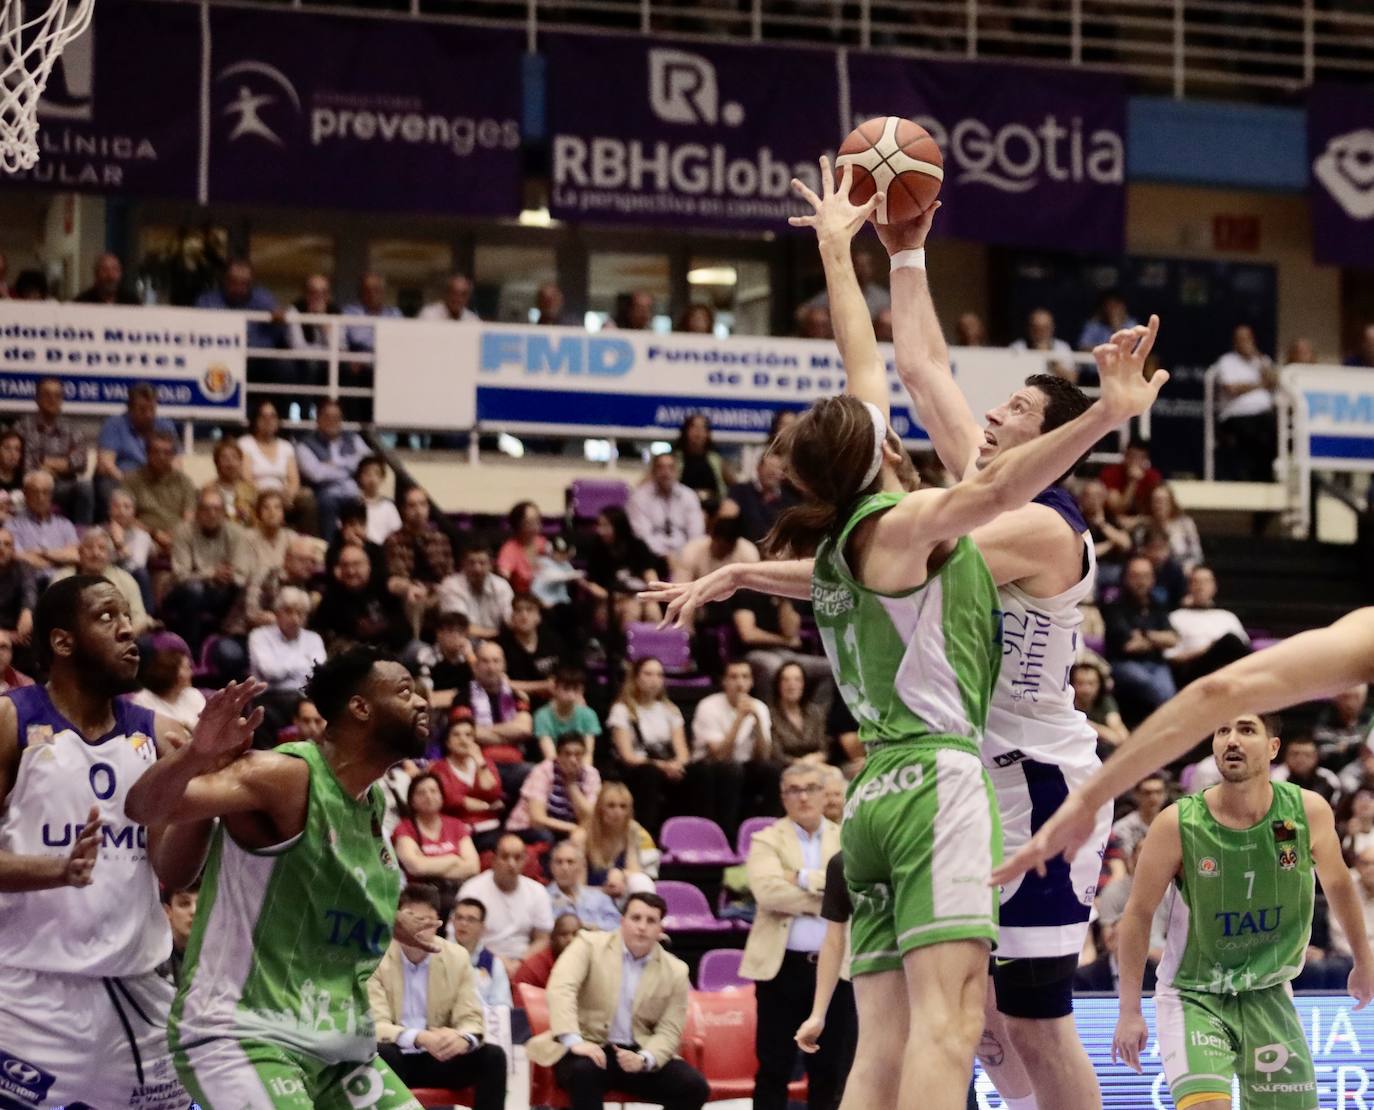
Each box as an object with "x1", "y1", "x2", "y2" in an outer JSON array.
[
  {"x1": 1304, "y1": 790, "x2": 1374, "y2": 1009},
  {"x1": 642, "y1": 558, "x2": 814, "y2": 629}
]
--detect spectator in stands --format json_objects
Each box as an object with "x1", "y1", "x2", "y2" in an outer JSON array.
[
  {"x1": 607, "y1": 657, "x2": 689, "y2": 837},
  {"x1": 384, "y1": 486, "x2": 454, "y2": 638},
  {"x1": 741, "y1": 763, "x2": 843, "y2": 1110},
  {"x1": 534, "y1": 282, "x2": 573, "y2": 327},
  {"x1": 1272, "y1": 734, "x2": 1342, "y2": 804},
  {"x1": 770, "y1": 660, "x2": 827, "y2": 765},
  {"x1": 739, "y1": 409, "x2": 797, "y2": 481},
  {"x1": 457, "y1": 833, "x2": 555, "y2": 979},
  {"x1": 1140, "y1": 528, "x2": 1188, "y2": 610},
  {"x1": 676, "y1": 304, "x2": 715, "y2": 335},
  {"x1": 1104, "y1": 554, "x2": 1178, "y2": 720},
  {"x1": 74, "y1": 251, "x2": 139, "y2": 305},
  {"x1": 157, "y1": 882, "x2": 198, "y2": 988},
  {"x1": 51, "y1": 529, "x2": 150, "y2": 636},
  {"x1": 513, "y1": 912, "x2": 583, "y2": 992},
  {"x1": 439, "y1": 544, "x2": 514, "y2": 641},
  {"x1": 97, "y1": 383, "x2": 178, "y2": 508},
  {"x1": 243, "y1": 489, "x2": 294, "y2": 580},
  {"x1": 449, "y1": 897, "x2": 515, "y2": 1011},
  {"x1": 722, "y1": 451, "x2": 797, "y2": 547},
  {"x1": 1071, "y1": 660, "x2": 1128, "y2": 758},
  {"x1": 1112, "y1": 772, "x2": 1169, "y2": 861},
  {"x1": 124, "y1": 430, "x2": 196, "y2": 558},
  {"x1": 1074, "y1": 878, "x2": 1156, "y2": 993},
  {"x1": 1076, "y1": 290, "x2": 1137, "y2": 351},
  {"x1": 420, "y1": 274, "x2": 479, "y2": 322},
  {"x1": 498, "y1": 593, "x2": 566, "y2": 704},
  {"x1": 573, "y1": 782, "x2": 653, "y2": 901},
  {"x1": 1340, "y1": 787, "x2": 1374, "y2": 861},
  {"x1": 431, "y1": 711, "x2": 505, "y2": 845},
  {"x1": 1141, "y1": 483, "x2": 1203, "y2": 573},
  {"x1": 292, "y1": 695, "x2": 326, "y2": 743},
  {"x1": 690, "y1": 658, "x2": 778, "y2": 838},
  {"x1": 796, "y1": 304, "x2": 832, "y2": 340},
  {"x1": 1338, "y1": 737, "x2": 1374, "y2": 799},
  {"x1": 453, "y1": 640, "x2": 535, "y2": 795},
  {"x1": 0, "y1": 529, "x2": 34, "y2": 645},
  {"x1": 1213, "y1": 324, "x2": 1278, "y2": 482},
  {"x1": 195, "y1": 257, "x2": 283, "y2": 352},
  {"x1": 284, "y1": 272, "x2": 338, "y2": 356},
  {"x1": 1345, "y1": 324, "x2": 1374, "y2": 370},
  {"x1": 10, "y1": 469, "x2": 78, "y2": 575},
  {"x1": 534, "y1": 667, "x2": 601, "y2": 764},
  {"x1": 614, "y1": 290, "x2": 656, "y2": 330},
  {"x1": 106, "y1": 487, "x2": 152, "y2": 603},
  {"x1": 1077, "y1": 477, "x2": 1132, "y2": 582},
  {"x1": 249, "y1": 585, "x2": 325, "y2": 696},
  {"x1": 0, "y1": 629, "x2": 31, "y2": 694},
  {"x1": 529, "y1": 892, "x2": 708, "y2": 1110},
  {"x1": 238, "y1": 400, "x2": 309, "y2": 525},
  {"x1": 312, "y1": 540, "x2": 410, "y2": 654},
  {"x1": 673, "y1": 414, "x2": 731, "y2": 508},
  {"x1": 582, "y1": 506, "x2": 665, "y2": 628},
  {"x1": 508, "y1": 732, "x2": 600, "y2": 843},
  {"x1": 1286, "y1": 338, "x2": 1316, "y2": 365},
  {"x1": 497, "y1": 500, "x2": 546, "y2": 596},
  {"x1": 165, "y1": 486, "x2": 250, "y2": 656},
  {"x1": 1166, "y1": 565, "x2": 1250, "y2": 686},
  {"x1": 627, "y1": 453, "x2": 706, "y2": 562},
  {"x1": 15, "y1": 376, "x2": 92, "y2": 524},
  {"x1": 1010, "y1": 307, "x2": 1074, "y2": 380},
  {"x1": 731, "y1": 590, "x2": 832, "y2": 700},
  {"x1": 392, "y1": 775, "x2": 480, "y2": 914},
  {"x1": 296, "y1": 398, "x2": 368, "y2": 539},
  {"x1": 342, "y1": 272, "x2": 402, "y2": 352},
  {"x1": 955, "y1": 312, "x2": 987, "y2": 347},
  {"x1": 428, "y1": 612, "x2": 476, "y2": 710},
  {"x1": 1330, "y1": 846, "x2": 1374, "y2": 965},
  {"x1": 131, "y1": 644, "x2": 205, "y2": 730},
  {"x1": 546, "y1": 841, "x2": 622, "y2": 931},
  {"x1": 672, "y1": 513, "x2": 758, "y2": 586},
  {"x1": 804, "y1": 250, "x2": 890, "y2": 319},
  {"x1": 326, "y1": 499, "x2": 387, "y2": 592},
  {"x1": 206, "y1": 439, "x2": 257, "y2": 528},
  {"x1": 369, "y1": 886, "x2": 507, "y2": 1110},
  {"x1": 0, "y1": 430, "x2": 24, "y2": 509},
  {"x1": 1099, "y1": 437, "x2": 1163, "y2": 526},
  {"x1": 11, "y1": 271, "x2": 48, "y2": 300},
  {"x1": 1314, "y1": 684, "x2": 1373, "y2": 771},
  {"x1": 818, "y1": 764, "x2": 845, "y2": 824},
  {"x1": 247, "y1": 532, "x2": 320, "y2": 629}
]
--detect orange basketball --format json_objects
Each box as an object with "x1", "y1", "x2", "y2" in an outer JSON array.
[{"x1": 836, "y1": 116, "x2": 944, "y2": 225}]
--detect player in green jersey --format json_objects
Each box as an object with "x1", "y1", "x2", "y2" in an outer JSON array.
[
  {"x1": 124, "y1": 648, "x2": 442, "y2": 1109},
  {"x1": 759, "y1": 158, "x2": 1167, "y2": 1110},
  {"x1": 1112, "y1": 712, "x2": 1374, "y2": 1109}
]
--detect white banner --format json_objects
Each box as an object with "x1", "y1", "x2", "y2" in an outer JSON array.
[
  {"x1": 0, "y1": 301, "x2": 246, "y2": 420},
  {"x1": 372, "y1": 319, "x2": 477, "y2": 430},
  {"x1": 1283, "y1": 363, "x2": 1374, "y2": 473}
]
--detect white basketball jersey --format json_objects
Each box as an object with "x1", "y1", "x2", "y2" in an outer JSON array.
[{"x1": 0, "y1": 686, "x2": 170, "y2": 976}]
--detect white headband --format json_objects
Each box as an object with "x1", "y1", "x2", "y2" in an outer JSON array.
[{"x1": 859, "y1": 401, "x2": 888, "y2": 489}]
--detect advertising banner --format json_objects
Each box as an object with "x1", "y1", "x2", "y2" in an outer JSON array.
[
  {"x1": 1307, "y1": 83, "x2": 1374, "y2": 268},
  {"x1": 1284, "y1": 363, "x2": 1374, "y2": 471}
]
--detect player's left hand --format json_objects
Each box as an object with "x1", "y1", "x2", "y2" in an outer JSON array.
[
  {"x1": 1112, "y1": 1011, "x2": 1149, "y2": 1073},
  {"x1": 1348, "y1": 960, "x2": 1374, "y2": 1010},
  {"x1": 789, "y1": 156, "x2": 883, "y2": 245},
  {"x1": 186, "y1": 680, "x2": 267, "y2": 771},
  {"x1": 990, "y1": 791, "x2": 1098, "y2": 886},
  {"x1": 640, "y1": 564, "x2": 741, "y2": 629},
  {"x1": 394, "y1": 904, "x2": 442, "y2": 954}
]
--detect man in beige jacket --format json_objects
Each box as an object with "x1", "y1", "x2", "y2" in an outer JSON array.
[
  {"x1": 527, "y1": 891, "x2": 709, "y2": 1110},
  {"x1": 368, "y1": 884, "x2": 507, "y2": 1109},
  {"x1": 741, "y1": 762, "x2": 843, "y2": 1110}
]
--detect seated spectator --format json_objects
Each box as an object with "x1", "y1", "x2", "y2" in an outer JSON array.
[
  {"x1": 614, "y1": 289, "x2": 656, "y2": 330},
  {"x1": 205, "y1": 439, "x2": 257, "y2": 528},
  {"x1": 1070, "y1": 661, "x2": 1128, "y2": 758},
  {"x1": 676, "y1": 304, "x2": 714, "y2": 335},
  {"x1": 508, "y1": 732, "x2": 601, "y2": 843},
  {"x1": 247, "y1": 533, "x2": 322, "y2": 630},
  {"x1": 439, "y1": 544, "x2": 513, "y2": 641},
  {"x1": 512, "y1": 911, "x2": 583, "y2": 992},
  {"x1": 0, "y1": 528, "x2": 34, "y2": 643},
  {"x1": 342, "y1": 272, "x2": 402, "y2": 352},
  {"x1": 10, "y1": 470, "x2": 78, "y2": 576},
  {"x1": 1141, "y1": 483, "x2": 1203, "y2": 573},
  {"x1": 295, "y1": 398, "x2": 368, "y2": 539},
  {"x1": 1104, "y1": 555, "x2": 1178, "y2": 721},
  {"x1": 95, "y1": 382, "x2": 179, "y2": 516},
  {"x1": 106, "y1": 487, "x2": 153, "y2": 605},
  {"x1": 74, "y1": 251, "x2": 139, "y2": 305},
  {"x1": 1077, "y1": 478, "x2": 1132, "y2": 586},
  {"x1": 1271, "y1": 735, "x2": 1341, "y2": 805},
  {"x1": 312, "y1": 541, "x2": 410, "y2": 654},
  {"x1": 738, "y1": 410, "x2": 797, "y2": 485},
  {"x1": 796, "y1": 304, "x2": 832, "y2": 340},
  {"x1": 238, "y1": 400, "x2": 311, "y2": 529},
  {"x1": 164, "y1": 487, "x2": 251, "y2": 658},
  {"x1": 430, "y1": 712, "x2": 506, "y2": 846},
  {"x1": 156, "y1": 881, "x2": 199, "y2": 989},
  {"x1": 498, "y1": 593, "x2": 567, "y2": 704},
  {"x1": 731, "y1": 590, "x2": 832, "y2": 698},
  {"x1": 457, "y1": 833, "x2": 555, "y2": 979},
  {"x1": 131, "y1": 645, "x2": 205, "y2": 730},
  {"x1": 0, "y1": 430, "x2": 25, "y2": 508},
  {"x1": 369, "y1": 889, "x2": 508, "y2": 1110},
  {"x1": 770, "y1": 660, "x2": 827, "y2": 765},
  {"x1": 497, "y1": 500, "x2": 547, "y2": 597},
  {"x1": 572, "y1": 782, "x2": 654, "y2": 902},
  {"x1": 51, "y1": 529, "x2": 150, "y2": 635},
  {"x1": 1112, "y1": 773, "x2": 1170, "y2": 861},
  {"x1": 1329, "y1": 846, "x2": 1374, "y2": 965},
  {"x1": 291, "y1": 695, "x2": 326, "y2": 743},
  {"x1": 1076, "y1": 289, "x2": 1137, "y2": 351},
  {"x1": 626, "y1": 453, "x2": 705, "y2": 563},
  {"x1": 532, "y1": 535, "x2": 582, "y2": 619},
  {"x1": 243, "y1": 489, "x2": 296, "y2": 580},
  {"x1": 420, "y1": 273, "x2": 479, "y2": 322},
  {"x1": 722, "y1": 451, "x2": 797, "y2": 547},
  {"x1": 449, "y1": 897, "x2": 514, "y2": 1011},
  {"x1": 194, "y1": 257, "x2": 283, "y2": 352},
  {"x1": 428, "y1": 611, "x2": 476, "y2": 710},
  {"x1": 284, "y1": 272, "x2": 337, "y2": 362},
  {"x1": 1140, "y1": 529, "x2": 1187, "y2": 610},
  {"x1": 1339, "y1": 737, "x2": 1374, "y2": 799},
  {"x1": 533, "y1": 282, "x2": 572, "y2": 327},
  {"x1": 955, "y1": 312, "x2": 986, "y2": 346},
  {"x1": 606, "y1": 657, "x2": 689, "y2": 838},
  {"x1": 673, "y1": 414, "x2": 731, "y2": 508},
  {"x1": 671, "y1": 514, "x2": 758, "y2": 586},
  {"x1": 384, "y1": 486, "x2": 454, "y2": 639},
  {"x1": 534, "y1": 666, "x2": 602, "y2": 764},
  {"x1": 1165, "y1": 565, "x2": 1250, "y2": 686},
  {"x1": 123, "y1": 430, "x2": 196, "y2": 559},
  {"x1": 356, "y1": 455, "x2": 400, "y2": 546},
  {"x1": 1214, "y1": 323, "x2": 1278, "y2": 483},
  {"x1": 249, "y1": 585, "x2": 325, "y2": 693},
  {"x1": 1340, "y1": 787, "x2": 1374, "y2": 861},
  {"x1": 1314, "y1": 684, "x2": 1373, "y2": 771},
  {"x1": 546, "y1": 841, "x2": 622, "y2": 931},
  {"x1": 0, "y1": 630, "x2": 34, "y2": 694},
  {"x1": 818, "y1": 764, "x2": 845, "y2": 824},
  {"x1": 581, "y1": 507, "x2": 664, "y2": 628},
  {"x1": 15, "y1": 376, "x2": 93, "y2": 524},
  {"x1": 1009, "y1": 307, "x2": 1074, "y2": 379},
  {"x1": 392, "y1": 774, "x2": 480, "y2": 917},
  {"x1": 325, "y1": 499, "x2": 388, "y2": 592},
  {"x1": 529, "y1": 893, "x2": 708, "y2": 1110},
  {"x1": 453, "y1": 641, "x2": 534, "y2": 795},
  {"x1": 1100, "y1": 437, "x2": 1163, "y2": 527},
  {"x1": 689, "y1": 658, "x2": 779, "y2": 838}
]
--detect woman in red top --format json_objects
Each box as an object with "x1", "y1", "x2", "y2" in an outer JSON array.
[
  {"x1": 496, "y1": 500, "x2": 547, "y2": 596},
  {"x1": 429, "y1": 712, "x2": 506, "y2": 850},
  {"x1": 392, "y1": 772, "x2": 480, "y2": 919}
]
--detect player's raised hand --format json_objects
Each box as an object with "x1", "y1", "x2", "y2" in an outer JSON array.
[
  {"x1": 1348, "y1": 960, "x2": 1374, "y2": 1011},
  {"x1": 63, "y1": 805, "x2": 102, "y2": 887},
  {"x1": 186, "y1": 680, "x2": 268, "y2": 770},
  {"x1": 640, "y1": 564, "x2": 741, "y2": 629},
  {"x1": 394, "y1": 903, "x2": 443, "y2": 954},
  {"x1": 874, "y1": 201, "x2": 942, "y2": 256},
  {"x1": 990, "y1": 792, "x2": 1098, "y2": 886},
  {"x1": 789, "y1": 156, "x2": 883, "y2": 246},
  {"x1": 1094, "y1": 314, "x2": 1167, "y2": 422},
  {"x1": 1112, "y1": 1011, "x2": 1149, "y2": 1073}
]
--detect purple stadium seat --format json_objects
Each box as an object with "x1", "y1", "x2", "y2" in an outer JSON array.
[
  {"x1": 625, "y1": 622, "x2": 712, "y2": 690},
  {"x1": 660, "y1": 817, "x2": 740, "y2": 866},
  {"x1": 697, "y1": 948, "x2": 749, "y2": 991},
  {"x1": 657, "y1": 880, "x2": 735, "y2": 934},
  {"x1": 568, "y1": 479, "x2": 629, "y2": 521},
  {"x1": 736, "y1": 816, "x2": 774, "y2": 860}
]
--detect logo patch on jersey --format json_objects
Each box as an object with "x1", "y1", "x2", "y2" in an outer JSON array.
[
  {"x1": 1198, "y1": 856, "x2": 1220, "y2": 876},
  {"x1": 128, "y1": 732, "x2": 155, "y2": 762},
  {"x1": 1272, "y1": 819, "x2": 1297, "y2": 843},
  {"x1": 0, "y1": 1050, "x2": 57, "y2": 1103},
  {"x1": 1278, "y1": 846, "x2": 1298, "y2": 871},
  {"x1": 992, "y1": 750, "x2": 1026, "y2": 768},
  {"x1": 24, "y1": 724, "x2": 53, "y2": 749}
]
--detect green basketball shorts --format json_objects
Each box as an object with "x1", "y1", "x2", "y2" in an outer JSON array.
[
  {"x1": 841, "y1": 743, "x2": 1000, "y2": 976},
  {"x1": 1155, "y1": 982, "x2": 1317, "y2": 1110}
]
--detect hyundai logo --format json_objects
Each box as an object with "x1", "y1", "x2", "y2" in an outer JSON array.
[{"x1": 2, "y1": 1058, "x2": 40, "y2": 1085}]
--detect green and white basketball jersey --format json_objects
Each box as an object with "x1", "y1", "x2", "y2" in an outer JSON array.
[
  {"x1": 1158, "y1": 780, "x2": 1314, "y2": 995},
  {"x1": 812, "y1": 491, "x2": 1002, "y2": 756},
  {"x1": 169, "y1": 741, "x2": 403, "y2": 1065}
]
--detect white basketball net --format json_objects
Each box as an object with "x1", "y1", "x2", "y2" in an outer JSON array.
[{"x1": 1, "y1": 0, "x2": 95, "y2": 173}]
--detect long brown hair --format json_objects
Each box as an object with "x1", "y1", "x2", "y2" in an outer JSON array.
[{"x1": 613, "y1": 656, "x2": 668, "y2": 724}]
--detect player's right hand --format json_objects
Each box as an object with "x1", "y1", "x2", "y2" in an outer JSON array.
[
  {"x1": 63, "y1": 805, "x2": 102, "y2": 887},
  {"x1": 990, "y1": 791, "x2": 1098, "y2": 886},
  {"x1": 1112, "y1": 1011, "x2": 1149, "y2": 1073},
  {"x1": 640, "y1": 565, "x2": 740, "y2": 629},
  {"x1": 874, "y1": 202, "x2": 941, "y2": 256},
  {"x1": 1093, "y1": 315, "x2": 1168, "y2": 423},
  {"x1": 187, "y1": 680, "x2": 268, "y2": 769},
  {"x1": 1348, "y1": 961, "x2": 1374, "y2": 1010},
  {"x1": 795, "y1": 1014, "x2": 825, "y2": 1053}
]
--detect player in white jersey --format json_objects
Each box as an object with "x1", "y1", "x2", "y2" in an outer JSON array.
[{"x1": 0, "y1": 575, "x2": 234, "y2": 1109}]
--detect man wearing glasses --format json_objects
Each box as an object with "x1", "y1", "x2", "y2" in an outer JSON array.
[{"x1": 740, "y1": 763, "x2": 845, "y2": 1110}]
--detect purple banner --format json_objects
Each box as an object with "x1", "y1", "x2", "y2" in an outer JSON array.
[
  {"x1": 846, "y1": 55, "x2": 1126, "y2": 252},
  {"x1": 4, "y1": 0, "x2": 200, "y2": 197},
  {"x1": 206, "y1": 9, "x2": 522, "y2": 215},
  {"x1": 1308, "y1": 83, "x2": 1374, "y2": 268},
  {"x1": 546, "y1": 35, "x2": 841, "y2": 229}
]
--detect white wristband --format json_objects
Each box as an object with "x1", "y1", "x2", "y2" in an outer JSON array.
[{"x1": 889, "y1": 248, "x2": 926, "y2": 272}]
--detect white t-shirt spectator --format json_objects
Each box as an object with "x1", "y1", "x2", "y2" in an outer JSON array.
[
  {"x1": 1214, "y1": 351, "x2": 1274, "y2": 420},
  {"x1": 673, "y1": 535, "x2": 759, "y2": 582},
  {"x1": 456, "y1": 870, "x2": 555, "y2": 959},
  {"x1": 365, "y1": 495, "x2": 401, "y2": 546},
  {"x1": 437, "y1": 572, "x2": 514, "y2": 630},
  {"x1": 249, "y1": 624, "x2": 327, "y2": 691},
  {"x1": 1166, "y1": 607, "x2": 1250, "y2": 660},
  {"x1": 606, "y1": 700, "x2": 683, "y2": 762},
  {"x1": 418, "y1": 302, "x2": 480, "y2": 323},
  {"x1": 131, "y1": 686, "x2": 206, "y2": 732},
  {"x1": 626, "y1": 482, "x2": 705, "y2": 560},
  {"x1": 690, "y1": 692, "x2": 772, "y2": 763}
]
